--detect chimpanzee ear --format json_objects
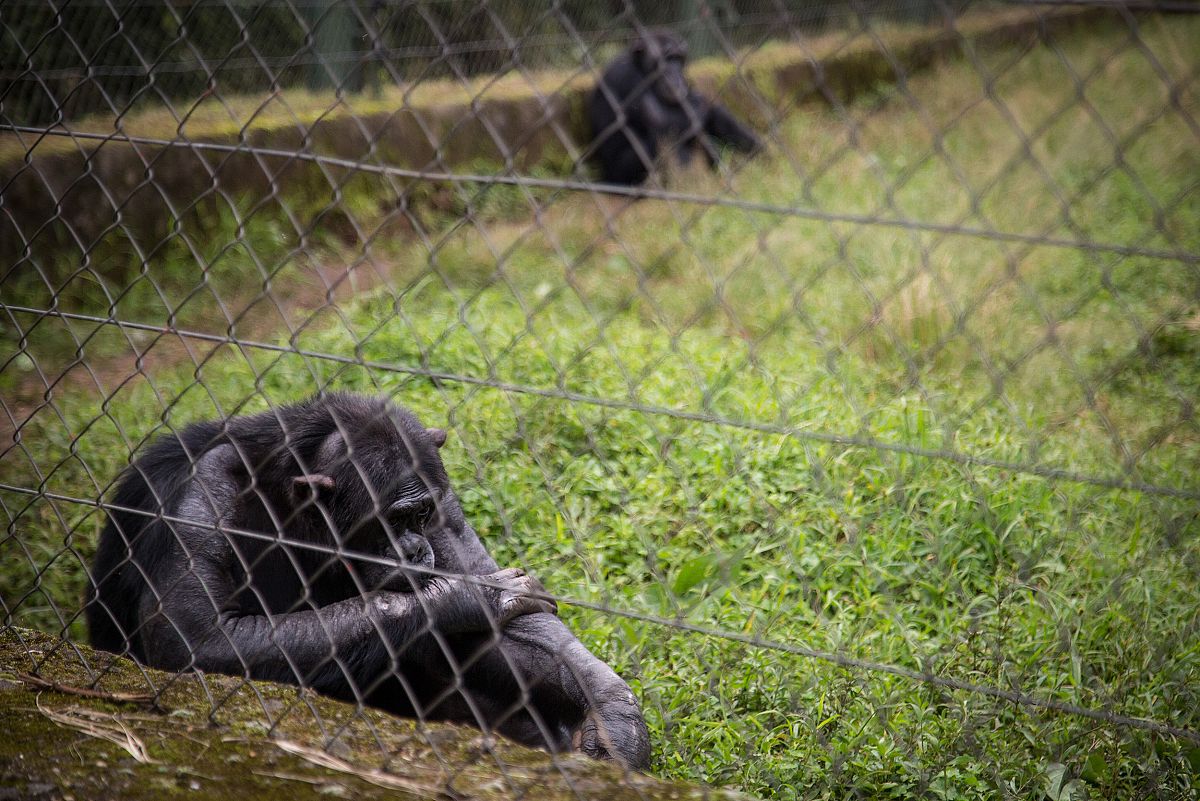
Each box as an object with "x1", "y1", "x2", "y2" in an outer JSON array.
[
  {"x1": 291, "y1": 474, "x2": 335, "y2": 504},
  {"x1": 427, "y1": 428, "x2": 448, "y2": 448}
]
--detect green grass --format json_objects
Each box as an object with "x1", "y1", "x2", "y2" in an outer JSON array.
[{"x1": 3, "y1": 15, "x2": 1200, "y2": 801}]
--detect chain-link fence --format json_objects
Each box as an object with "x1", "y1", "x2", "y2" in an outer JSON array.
[{"x1": 2, "y1": 0, "x2": 1198, "y2": 798}]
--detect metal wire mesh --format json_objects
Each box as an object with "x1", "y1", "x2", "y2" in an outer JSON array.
[{"x1": 1, "y1": 0, "x2": 1198, "y2": 798}]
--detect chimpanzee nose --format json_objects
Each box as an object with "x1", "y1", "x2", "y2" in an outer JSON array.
[
  {"x1": 395, "y1": 531, "x2": 433, "y2": 567},
  {"x1": 399, "y1": 535, "x2": 424, "y2": 561}
]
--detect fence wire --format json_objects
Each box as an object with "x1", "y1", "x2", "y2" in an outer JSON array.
[{"x1": 1, "y1": 0, "x2": 1198, "y2": 799}]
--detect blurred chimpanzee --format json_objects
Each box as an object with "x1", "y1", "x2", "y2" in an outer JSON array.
[
  {"x1": 587, "y1": 29, "x2": 761, "y2": 185},
  {"x1": 87, "y1": 393, "x2": 650, "y2": 769}
]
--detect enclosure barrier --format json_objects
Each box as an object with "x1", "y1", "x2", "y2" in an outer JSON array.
[{"x1": 2, "y1": 1, "x2": 1198, "y2": 799}]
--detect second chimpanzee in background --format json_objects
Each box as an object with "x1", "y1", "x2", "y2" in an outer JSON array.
[{"x1": 587, "y1": 29, "x2": 762, "y2": 185}]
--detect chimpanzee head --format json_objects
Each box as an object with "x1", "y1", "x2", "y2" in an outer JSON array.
[
  {"x1": 632, "y1": 30, "x2": 689, "y2": 105},
  {"x1": 287, "y1": 395, "x2": 454, "y2": 593}
]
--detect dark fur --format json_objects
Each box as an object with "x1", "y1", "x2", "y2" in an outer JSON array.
[
  {"x1": 587, "y1": 29, "x2": 762, "y2": 185},
  {"x1": 87, "y1": 393, "x2": 650, "y2": 768}
]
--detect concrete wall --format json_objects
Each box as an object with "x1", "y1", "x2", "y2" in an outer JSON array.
[{"x1": 0, "y1": 6, "x2": 1104, "y2": 268}]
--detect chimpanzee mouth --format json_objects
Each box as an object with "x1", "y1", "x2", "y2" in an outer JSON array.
[
  {"x1": 355, "y1": 557, "x2": 435, "y2": 594},
  {"x1": 341, "y1": 523, "x2": 436, "y2": 593}
]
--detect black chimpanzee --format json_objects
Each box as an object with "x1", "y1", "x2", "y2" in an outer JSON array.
[
  {"x1": 86, "y1": 393, "x2": 650, "y2": 769},
  {"x1": 587, "y1": 29, "x2": 762, "y2": 186}
]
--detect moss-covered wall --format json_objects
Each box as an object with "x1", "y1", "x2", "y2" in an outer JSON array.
[
  {"x1": 0, "y1": 627, "x2": 751, "y2": 800},
  {"x1": 0, "y1": 6, "x2": 1105, "y2": 266}
]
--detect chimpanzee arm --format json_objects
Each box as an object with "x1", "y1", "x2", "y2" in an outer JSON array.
[
  {"x1": 635, "y1": 90, "x2": 671, "y2": 134},
  {"x1": 423, "y1": 514, "x2": 651, "y2": 769},
  {"x1": 703, "y1": 99, "x2": 762, "y2": 155},
  {"x1": 488, "y1": 612, "x2": 651, "y2": 769},
  {"x1": 596, "y1": 132, "x2": 657, "y2": 186},
  {"x1": 138, "y1": 445, "x2": 550, "y2": 699}
]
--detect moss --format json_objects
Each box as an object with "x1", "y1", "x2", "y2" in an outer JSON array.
[{"x1": 0, "y1": 627, "x2": 752, "y2": 801}]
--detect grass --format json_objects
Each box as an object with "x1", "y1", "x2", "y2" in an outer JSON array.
[{"x1": 3, "y1": 14, "x2": 1200, "y2": 801}]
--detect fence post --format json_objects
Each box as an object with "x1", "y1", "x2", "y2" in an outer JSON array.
[
  {"x1": 303, "y1": 0, "x2": 363, "y2": 93},
  {"x1": 680, "y1": 0, "x2": 721, "y2": 58}
]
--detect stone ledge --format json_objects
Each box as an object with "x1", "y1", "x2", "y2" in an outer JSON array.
[
  {"x1": 0, "y1": 626, "x2": 752, "y2": 801},
  {"x1": 0, "y1": 5, "x2": 1106, "y2": 262}
]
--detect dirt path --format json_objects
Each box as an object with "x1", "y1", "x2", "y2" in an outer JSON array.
[{"x1": 1, "y1": 254, "x2": 398, "y2": 444}]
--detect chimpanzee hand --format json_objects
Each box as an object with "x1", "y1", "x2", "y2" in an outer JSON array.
[
  {"x1": 423, "y1": 568, "x2": 556, "y2": 633},
  {"x1": 636, "y1": 92, "x2": 670, "y2": 132},
  {"x1": 489, "y1": 567, "x2": 558, "y2": 623}
]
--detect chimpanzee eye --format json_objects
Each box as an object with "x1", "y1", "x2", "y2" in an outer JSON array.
[{"x1": 387, "y1": 494, "x2": 436, "y2": 528}]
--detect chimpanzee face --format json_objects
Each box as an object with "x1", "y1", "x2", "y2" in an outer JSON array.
[
  {"x1": 294, "y1": 406, "x2": 451, "y2": 592},
  {"x1": 634, "y1": 31, "x2": 689, "y2": 106}
]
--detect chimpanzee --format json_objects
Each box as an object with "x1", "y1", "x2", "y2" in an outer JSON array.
[
  {"x1": 86, "y1": 393, "x2": 650, "y2": 769},
  {"x1": 587, "y1": 29, "x2": 762, "y2": 185}
]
